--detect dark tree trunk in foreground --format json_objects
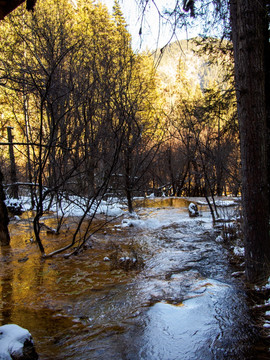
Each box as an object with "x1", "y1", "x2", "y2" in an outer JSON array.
[
  {"x1": 230, "y1": 0, "x2": 270, "y2": 284},
  {"x1": 0, "y1": 169, "x2": 10, "y2": 246}
]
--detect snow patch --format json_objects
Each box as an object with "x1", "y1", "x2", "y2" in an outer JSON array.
[
  {"x1": 121, "y1": 217, "x2": 162, "y2": 229},
  {"x1": 14, "y1": 194, "x2": 125, "y2": 218},
  {"x1": 98, "y1": 201, "x2": 124, "y2": 217}
]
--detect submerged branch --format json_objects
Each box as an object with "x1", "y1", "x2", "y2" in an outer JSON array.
[{"x1": 43, "y1": 213, "x2": 124, "y2": 259}]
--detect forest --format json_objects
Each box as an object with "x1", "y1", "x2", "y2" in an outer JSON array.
[
  {"x1": 0, "y1": 0, "x2": 239, "y2": 252},
  {"x1": 0, "y1": 0, "x2": 269, "y2": 359}
]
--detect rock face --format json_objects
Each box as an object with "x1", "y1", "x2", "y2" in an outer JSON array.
[
  {"x1": 0, "y1": 324, "x2": 38, "y2": 360},
  {"x1": 188, "y1": 203, "x2": 199, "y2": 218}
]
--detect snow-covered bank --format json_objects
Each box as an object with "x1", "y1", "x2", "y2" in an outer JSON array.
[
  {"x1": 5, "y1": 195, "x2": 125, "y2": 218},
  {"x1": 6, "y1": 194, "x2": 240, "y2": 220}
]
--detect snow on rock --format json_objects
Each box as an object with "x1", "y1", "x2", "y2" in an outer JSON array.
[
  {"x1": 188, "y1": 203, "x2": 199, "y2": 217},
  {"x1": 233, "y1": 246, "x2": 245, "y2": 257},
  {"x1": 0, "y1": 324, "x2": 38, "y2": 360},
  {"x1": 215, "y1": 235, "x2": 224, "y2": 243},
  {"x1": 260, "y1": 277, "x2": 270, "y2": 290},
  {"x1": 5, "y1": 198, "x2": 23, "y2": 215}
]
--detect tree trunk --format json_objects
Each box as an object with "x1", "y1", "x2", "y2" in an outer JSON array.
[
  {"x1": 7, "y1": 126, "x2": 18, "y2": 199},
  {"x1": 230, "y1": 0, "x2": 270, "y2": 284},
  {"x1": 216, "y1": 115, "x2": 223, "y2": 196},
  {"x1": 0, "y1": 168, "x2": 10, "y2": 246},
  {"x1": 125, "y1": 149, "x2": 134, "y2": 213},
  {"x1": 265, "y1": 3, "x2": 270, "y2": 212}
]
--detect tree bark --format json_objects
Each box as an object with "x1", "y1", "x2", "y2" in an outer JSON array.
[{"x1": 230, "y1": 0, "x2": 270, "y2": 284}]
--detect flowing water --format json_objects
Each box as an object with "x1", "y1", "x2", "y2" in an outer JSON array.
[{"x1": 0, "y1": 197, "x2": 261, "y2": 359}]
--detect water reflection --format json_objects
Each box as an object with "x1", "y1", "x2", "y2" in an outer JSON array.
[
  {"x1": 0, "y1": 246, "x2": 13, "y2": 324},
  {"x1": 126, "y1": 281, "x2": 254, "y2": 360},
  {"x1": 134, "y1": 197, "x2": 190, "y2": 209}
]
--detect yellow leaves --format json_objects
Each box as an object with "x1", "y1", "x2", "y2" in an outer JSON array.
[{"x1": 0, "y1": 0, "x2": 164, "y2": 181}]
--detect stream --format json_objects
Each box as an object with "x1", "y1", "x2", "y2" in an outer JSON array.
[{"x1": 0, "y1": 197, "x2": 262, "y2": 359}]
